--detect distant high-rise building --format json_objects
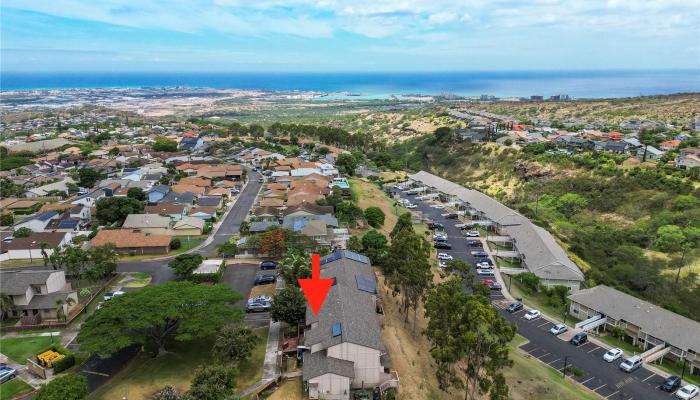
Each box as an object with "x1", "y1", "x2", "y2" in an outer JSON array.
[{"x1": 530, "y1": 95, "x2": 544, "y2": 101}]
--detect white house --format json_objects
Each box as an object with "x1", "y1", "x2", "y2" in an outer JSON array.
[
  {"x1": 0, "y1": 231, "x2": 72, "y2": 261},
  {"x1": 13, "y1": 211, "x2": 60, "y2": 232}
]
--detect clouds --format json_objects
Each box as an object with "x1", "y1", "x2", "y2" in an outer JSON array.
[{"x1": 1, "y1": 0, "x2": 699, "y2": 71}]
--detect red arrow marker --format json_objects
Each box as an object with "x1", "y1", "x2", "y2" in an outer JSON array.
[{"x1": 298, "y1": 253, "x2": 333, "y2": 315}]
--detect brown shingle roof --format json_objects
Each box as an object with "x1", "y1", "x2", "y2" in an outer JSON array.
[
  {"x1": 91, "y1": 229, "x2": 171, "y2": 249},
  {"x1": 144, "y1": 204, "x2": 187, "y2": 215},
  {"x1": 0, "y1": 232, "x2": 68, "y2": 251},
  {"x1": 171, "y1": 185, "x2": 206, "y2": 195}
]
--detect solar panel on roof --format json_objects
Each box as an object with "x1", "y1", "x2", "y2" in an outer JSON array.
[
  {"x1": 356, "y1": 275, "x2": 377, "y2": 294},
  {"x1": 332, "y1": 322, "x2": 342, "y2": 337},
  {"x1": 343, "y1": 250, "x2": 370, "y2": 264},
  {"x1": 320, "y1": 250, "x2": 342, "y2": 265}
]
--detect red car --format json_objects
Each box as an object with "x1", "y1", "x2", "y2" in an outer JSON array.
[{"x1": 482, "y1": 279, "x2": 494, "y2": 286}]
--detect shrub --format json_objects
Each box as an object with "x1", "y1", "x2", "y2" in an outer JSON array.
[
  {"x1": 203, "y1": 222, "x2": 213, "y2": 234},
  {"x1": 170, "y1": 238, "x2": 182, "y2": 250},
  {"x1": 364, "y1": 206, "x2": 386, "y2": 228}
]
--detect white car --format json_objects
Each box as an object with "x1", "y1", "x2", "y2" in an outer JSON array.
[
  {"x1": 437, "y1": 253, "x2": 453, "y2": 261},
  {"x1": 676, "y1": 384, "x2": 699, "y2": 400},
  {"x1": 602, "y1": 348, "x2": 623, "y2": 363},
  {"x1": 523, "y1": 310, "x2": 541, "y2": 320},
  {"x1": 430, "y1": 204, "x2": 446, "y2": 209},
  {"x1": 248, "y1": 295, "x2": 273, "y2": 304},
  {"x1": 549, "y1": 324, "x2": 568, "y2": 335},
  {"x1": 433, "y1": 234, "x2": 448, "y2": 241},
  {"x1": 454, "y1": 223, "x2": 470, "y2": 229},
  {"x1": 476, "y1": 261, "x2": 492, "y2": 269},
  {"x1": 438, "y1": 261, "x2": 447, "y2": 269},
  {"x1": 405, "y1": 204, "x2": 417, "y2": 209},
  {"x1": 477, "y1": 269, "x2": 495, "y2": 276},
  {"x1": 464, "y1": 231, "x2": 480, "y2": 237}
]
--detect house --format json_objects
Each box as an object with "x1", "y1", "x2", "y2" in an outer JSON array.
[
  {"x1": 189, "y1": 206, "x2": 217, "y2": 221},
  {"x1": 197, "y1": 196, "x2": 223, "y2": 208},
  {"x1": 172, "y1": 217, "x2": 205, "y2": 236},
  {"x1": 148, "y1": 184, "x2": 171, "y2": 203},
  {"x1": 179, "y1": 177, "x2": 212, "y2": 187},
  {"x1": 568, "y1": 285, "x2": 700, "y2": 377},
  {"x1": 144, "y1": 204, "x2": 188, "y2": 221},
  {"x1": 0, "y1": 232, "x2": 72, "y2": 261},
  {"x1": 283, "y1": 203, "x2": 333, "y2": 219},
  {"x1": 636, "y1": 146, "x2": 665, "y2": 161},
  {"x1": 298, "y1": 220, "x2": 332, "y2": 246},
  {"x1": 122, "y1": 214, "x2": 172, "y2": 235},
  {"x1": 24, "y1": 178, "x2": 76, "y2": 198},
  {"x1": 160, "y1": 191, "x2": 196, "y2": 205},
  {"x1": 302, "y1": 250, "x2": 397, "y2": 400},
  {"x1": 14, "y1": 211, "x2": 60, "y2": 232},
  {"x1": 206, "y1": 188, "x2": 231, "y2": 197},
  {"x1": 259, "y1": 198, "x2": 285, "y2": 208},
  {"x1": 70, "y1": 189, "x2": 106, "y2": 208},
  {"x1": 604, "y1": 141, "x2": 629, "y2": 154},
  {"x1": 91, "y1": 229, "x2": 171, "y2": 255},
  {"x1": 2, "y1": 200, "x2": 41, "y2": 215},
  {"x1": 172, "y1": 184, "x2": 206, "y2": 196},
  {"x1": 555, "y1": 136, "x2": 592, "y2": 152},
  {"x1": 45, "y1": 218, "x2": 81, "y2": 232},
  {"x1": 179, "y1": 137, "x2": 204, "y2": 151},
  {"x1": 0, "y1": 269, "x2": 78, "y2": 324},
  {"x1": 659, "y1": 140, "x2": 681, "y2": 151},
  {"x1": 676, "y1": 147, "x2": 700, "y2": 169},
  {"x1": 249, "y1": 220, "x2": 281, "y2": 233},
  {"x1": 458, "y1": 130, "x2": 486, "y2": 143}
]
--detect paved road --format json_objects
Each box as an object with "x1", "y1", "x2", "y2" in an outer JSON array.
[
  {"x1": 391, "y1": 188, "x2": 674, "y2": 400},
  {"x1": 117, "y1": 169, "x2": 263, "y2": 280}
]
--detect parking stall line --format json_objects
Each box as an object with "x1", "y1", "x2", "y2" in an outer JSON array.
[
  {"x1": 641, "y1": 374, "x2": 655, "y2": 382},
  {"x1": 537, "y1": 321, "x2": 550, "y2": 328},
  {"x1": 606, "y1": 391, "x2": 620, "y2": 399},
  {"x1": 547, "y1": 358, "x2": 561, "y2": 365},
  {"x1": 537, "y1": 352, "x2": 551, "y2": 360},
  {"x1": 587, "y1": 346, "x2": 600, "y2": 354},
  {"x1": 581, "y1": 377, "x2": 594, "y2": 385}
]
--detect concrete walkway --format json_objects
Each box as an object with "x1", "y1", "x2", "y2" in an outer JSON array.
[
  {"x1": 234, "y1": 319, "x2": 281, "y2": 398},
  {"x1": 0, "y1": 353, "x2": 49, "y2": 388},
  {"x1": 0, "y1": 331, "x2": 61, "y2": 339}
]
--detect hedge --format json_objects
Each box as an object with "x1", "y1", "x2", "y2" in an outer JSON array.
[{"x1": 38, "y1": 344, "x2": 76, "y2": 373}]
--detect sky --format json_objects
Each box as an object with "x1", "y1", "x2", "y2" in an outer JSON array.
[{"x1": 1, "y1": 0, "x2": 699, "y2": 72}]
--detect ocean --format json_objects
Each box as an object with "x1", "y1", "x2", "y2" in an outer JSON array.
[{"x1": 1, "y1": 70, "x2": 698, "y2": 99}]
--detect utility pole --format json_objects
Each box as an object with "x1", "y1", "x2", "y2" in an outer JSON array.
[{"x1": 562, "y1": 356, "x2": 569, "y2": 378}]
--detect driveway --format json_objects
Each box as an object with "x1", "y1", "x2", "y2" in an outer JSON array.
[{"x1": 391, "y1": 188, "x2": 674, "y2": 400}]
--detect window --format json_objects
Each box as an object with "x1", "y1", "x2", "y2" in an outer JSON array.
[{"x1": 332, "y1": 323, "x2": 342, "y2": 337}]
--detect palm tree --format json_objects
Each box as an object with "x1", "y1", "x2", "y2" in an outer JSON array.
[
  {"x1": 55, "y1": 299, "x2": 66, "y2": 322},
  {"x1": 0, "y1": 294, "x2": 15, "y2": 321},
  {"x1": 278, "y1": 250, "x2": 311, "y2": 286},
  {"x1": 39, "y1": 242, "x2": 50, "y2": 268}
]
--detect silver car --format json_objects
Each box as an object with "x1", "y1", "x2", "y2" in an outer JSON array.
[{"x1": 0, "y1": 366, "x2": 17, "y2": 383}]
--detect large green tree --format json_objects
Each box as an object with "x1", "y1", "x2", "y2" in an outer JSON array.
[
  {"x1": 77, "y1": 281, "x2": 242, "y2": 356},
  {"x1": 126, "y1": 187, "x2": 146, "y2": 201},
  {"x1": 186, "y1": 365, "x2": 238, "y2": 400},
  {"x1": 424, "y1": 277, "x2": 516, "y2": 400},
  {"x1": 95, "y1": 197, "x2": 144, "y2": 225},
  {"x1": 270, "y1": 286, "x2": 306, "y2": 326},
  {"x1": 152, "y1": 138, "x2": 178, "y2": 152},
  {"x1": 364, "y1": 206, "x2": 386, "y2": 228},
  {"x1": 277, "y1": 249, "x2": 311, "y2": 287},
  {"x1": 335, "y1": 153, "x2": 358, "y2": 176},
  {"x1": 34, "y1": 373, "x2": 88, "y2": 400},
  {"x1": 383, "y1": 219, "x2": 432, "y2": 330},
  {"x1": 168, "y1": 254, "x2": 204, "y2": 280},
  {"x1": 77, "y1": 167, "x2": 104, "y2": 188},
  {"x1": 211, "y1": 324, "x2": 260, "y2": 365},
  {"x1": 361, "y1": 230, "x2": 388, "y2": 264}
]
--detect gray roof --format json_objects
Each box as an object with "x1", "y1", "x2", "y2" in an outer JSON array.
[
  {"x1": 122, "y1": 214, "x2": 171, "y2": 229},
  {"x1": 304, "y1": 256, "x2": 385, "y2": 352},
  {"x1": 0, "y1": 270, "x2": 60, "y2": 295},
  {"x1": 303, "y1": 351, "x2": 355, "y2": 380},
  {"x1": 173, "y1": 217, "x2": 205, "y2": 230},
  {"x1": 16, "y1": 291, "x2": 74, "y2": 310},
  {"x1": 249, "y1": 221, "x2": 280, "y2": 232},
  {"x1": 410, "y1": 171, "x2": 583, "y2": 282},
  {"x1": 197, "y1": 196, "x2": 221, "y2": 207},
  {"x1": 569, "y1": 285, "x2": 700, "y2": 353},
  {"x1": 149, "y1": 184, "x2": 171, "y2": 194},
  {"x1": 160, "y1": 191, "x2": 195, "y2": 204},
  {"x1": 282, "y1": 214, "x2": 338, "y2": 229}
]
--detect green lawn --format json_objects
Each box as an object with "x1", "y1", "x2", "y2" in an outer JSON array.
[
  {"x1": 654, "y1": 358, "x2": 700, "y2": 387},
  {"x1": 0, "y1": 336, "x2": 59, "y2": 363},
  {"x1": 0, "y1": 378, "x2": 33, "y2": 400},
  {"x1": 598, "y1": 334, "x2": 640, "y2": 356},
  {"x1": 89, "y1": 327, "x2": 268, "y2": 400},
  {"x1": 507, "y1": 279, "x2": 576, "y2": 324},
  {"x1": 505, "y1": 335, "x2": 599, "y2": 400}
]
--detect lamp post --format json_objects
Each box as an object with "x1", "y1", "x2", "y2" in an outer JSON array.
[
  {"x1": 562, "y1": 356, "x2": 569, "y2": 378},
  {"x1": 680, "y1": 357, "x2": 689, "y2": 382}
]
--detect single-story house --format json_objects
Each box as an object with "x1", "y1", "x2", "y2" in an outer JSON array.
[
  {"x1": 144, "y1": 203, "x2": 188, "y2": 221},
  {"x1": 189, "y1": 206, "x2": 217, "y2": 221},
  {"x1": 0, "y1": 231, "x2": 72, "y2": 261},
  {"x1": 172, "y1": 217, "x2": 205, "y2": 236},
  {"x1": 148, "y1": 184, "x2": 171, "y2": 203},
  {"x1": 91, "y1": 229, "x2": 171, "y2": 255},
  {"x1": 160, "y1": 191, "x2": 196, "y2": 205},
  {"x1": 13, "y1": 211, "x2": 60, "y2": 232},
  {"x1": 122, "y1": 214, "x2": 172, "y2": 235},
  {"x1": 197, "y1": 196, "x2": 223, "y2": 208}
]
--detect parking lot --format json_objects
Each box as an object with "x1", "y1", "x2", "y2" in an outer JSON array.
[
  {"x1": 391, "y1": 188, "x2": 677, "y2": 400},
  {"x1": 221, "y1": 262, "x2": 273, "y2": 327}
]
